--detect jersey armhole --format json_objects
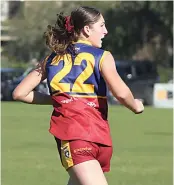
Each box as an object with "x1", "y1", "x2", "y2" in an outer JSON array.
[
  {"x1": 41, "y1": 55, "x2": 50, "y2": 72},
  {"x1": 99, "y1": 51, "x2": 110, "y2": 71},
  {"x1": 42, "y1": 52, "x2": 57, "y2": 71}
]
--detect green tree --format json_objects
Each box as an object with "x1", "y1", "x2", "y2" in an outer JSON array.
[
  {"x1": 3, "y1": 1, "x2": 173, "y2": 70},
  {"x1": 4, "y1": 1, "x2": 118, "y2": 63},
  {"x1": 4, "y1": 1, "x2": 77, "y2": 62},
  {"x1": 103, "y1": 1, "x2": 173, "y2": 67}
]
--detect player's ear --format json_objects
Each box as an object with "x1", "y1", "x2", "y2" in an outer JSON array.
[{"x1": 83, "y1": 25, "x2": 91, "y2": 37}]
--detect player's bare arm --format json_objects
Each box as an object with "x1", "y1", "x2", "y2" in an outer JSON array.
[
  {"x1": 101, "y1": 52, "x2": 144, "y2": 114},
  {"x1": 12, "y1": 59, "x2": 52, "y2": 105}
]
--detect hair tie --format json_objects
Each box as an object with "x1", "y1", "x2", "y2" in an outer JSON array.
[{"x1": 65, "y1": 16, "x2": 74, "y2": 33}]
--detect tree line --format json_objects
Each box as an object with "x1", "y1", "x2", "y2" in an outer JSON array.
[{"x1": 3, "y1": 1, "x2": 173, "y2": 69}]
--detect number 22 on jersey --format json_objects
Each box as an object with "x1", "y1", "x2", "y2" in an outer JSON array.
[{"x1": 50, "y1": 53, "x2": 95, "y2": 94}]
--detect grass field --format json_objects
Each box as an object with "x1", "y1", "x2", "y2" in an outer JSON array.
[{"x1": 1, "y1": 102, "x2": 173, "y2": 185}]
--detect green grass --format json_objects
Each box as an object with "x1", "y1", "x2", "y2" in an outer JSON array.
[{"x1": 1, "y1": 102, "x2": 173, "y2": 185}]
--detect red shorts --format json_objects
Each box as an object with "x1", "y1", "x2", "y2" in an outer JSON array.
[{"x1": 54, "y1": 137, "x2": 113, "y2": 172}]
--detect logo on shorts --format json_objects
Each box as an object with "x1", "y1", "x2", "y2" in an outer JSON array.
[
  {"x1": 61, "y1": 146, "x2": 70, "y2": 158},
  {"x1": 73, "y1": 147, "x2": 92, "y2": 153}
]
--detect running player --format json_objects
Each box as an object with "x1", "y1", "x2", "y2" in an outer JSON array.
[{"x1": 13, "y1": 6, "x2": 144, "y2": 185}]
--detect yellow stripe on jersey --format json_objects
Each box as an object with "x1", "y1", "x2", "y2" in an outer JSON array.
[
  {"x1": 71, "y1": 95, "x2": 107, "y2": 99},
  {"x1": 61, "y1": 141, "x2": 74, "y2": 170},
  {"x1": 99, "y1": 51, "x2": 110, "y2": 71},
  {"x1": 52, "y1": 92, "x2": 107, "y2": 99}
]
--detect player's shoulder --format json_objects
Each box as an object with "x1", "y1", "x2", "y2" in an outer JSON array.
[
  {"x1": 47, "y1": 52, "x2": 57, "y2": 61},
  {"x1": 90, "y1": 45, "x2": 106, "y2": 52},
  {"x1": 85, "y1": 45, "x2": 111, "y2": 57}
]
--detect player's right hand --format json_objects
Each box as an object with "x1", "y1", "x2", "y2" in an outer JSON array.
[{"x1": 134, "y1": 99, "x2": 144, "y2": 114}]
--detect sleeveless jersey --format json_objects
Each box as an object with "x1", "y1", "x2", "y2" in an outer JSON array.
[{"x1": 45, "y1": 40, "x2": 112, "y2": 146}]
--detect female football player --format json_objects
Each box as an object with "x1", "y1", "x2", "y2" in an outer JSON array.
[{"x1": 13, "y1": 6, "x2": 144, "y2": 185}]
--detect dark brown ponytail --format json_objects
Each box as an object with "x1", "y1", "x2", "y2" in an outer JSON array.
[{"x1": 44, "y1": 6, "x2": 101, "y2": 55}]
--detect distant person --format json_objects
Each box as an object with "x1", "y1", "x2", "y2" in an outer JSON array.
[{"x1": 13, "y1": 6, "x2": 144, "y2": 185}]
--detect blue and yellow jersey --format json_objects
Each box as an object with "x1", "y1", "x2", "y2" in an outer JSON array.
[
  {"x1": 45, "y1": 40, "x2": 109, "y2": 99},
  {"x1": 45, "y1": 40, "x2": 112, "y2": 146}
]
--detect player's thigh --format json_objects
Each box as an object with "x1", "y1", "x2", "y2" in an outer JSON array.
[{"x1": 67, "y1": 160, "x2": 108, "y2": 185}]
